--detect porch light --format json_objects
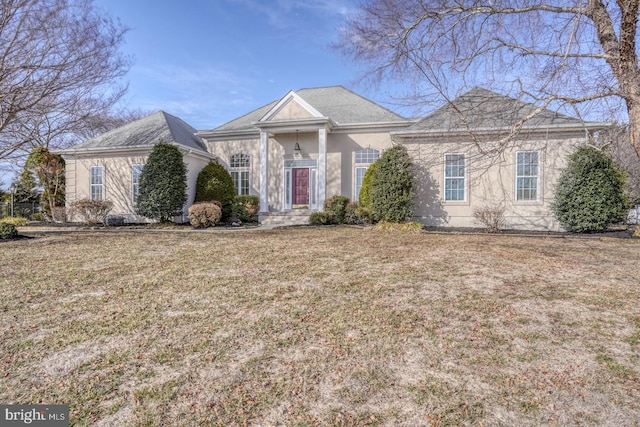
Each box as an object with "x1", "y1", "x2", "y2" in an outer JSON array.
[{"x1": 294, "y1": 143, "x2": 301, "y2": 157}]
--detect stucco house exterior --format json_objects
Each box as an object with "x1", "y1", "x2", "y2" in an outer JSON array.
[
  {"x1": 59, "y1": 111, "x2": 215, "y2": 223},
  {"x1": 59, "y1": 85, "x2": 607, "y2": 230}
]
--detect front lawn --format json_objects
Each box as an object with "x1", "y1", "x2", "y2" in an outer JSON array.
[{"x1": 1, "y1": 228, "x2": 639, "y2": 425}]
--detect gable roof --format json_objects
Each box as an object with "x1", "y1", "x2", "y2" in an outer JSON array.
[
  {"x1": 206, "y1": 86, "x2": 409, "y2": 134},
  {"x1": 61, "y1": 111, "x2": 208, "y2": 153},
  {"x1": 400, "y1": 87, "x2": 604, "y2": 135}
]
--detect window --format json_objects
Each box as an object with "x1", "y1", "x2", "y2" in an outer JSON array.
[
  {"x1": 516, "y1": 151, "x2": 539, "y2": 201},
  {"x1": 354, "y1": 148, "x2": 380, "y2": 200},
  {"x1": 230, "y1": 154, "x2": 250, "y2": 195},
  {"x1": 132, "y1": 164, "x2": 144, "y2": 204},
  {"x1": 444, "y1": 154, "x2": 465, "y2": 201},
  {"x1": 90, "y1": 166, "x2": 104, "y2": 200}
]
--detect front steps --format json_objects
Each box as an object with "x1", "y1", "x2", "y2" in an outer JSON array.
[{"x1": 259, "y1": 210, "x2": 313, "y2": 227}]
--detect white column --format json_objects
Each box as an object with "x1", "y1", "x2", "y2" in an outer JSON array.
[
  {"x1": 259, "y1": 130, "x2": 269, "y2": 212},
  {"x1": 318, "y1": 127, "x2": 327, "y2": 209}
]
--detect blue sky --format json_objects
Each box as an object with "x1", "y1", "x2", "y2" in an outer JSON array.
[{"x1": 95, "y1": 0, "x2": 399, "y2": 130}]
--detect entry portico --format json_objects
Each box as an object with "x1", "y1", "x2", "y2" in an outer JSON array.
[{"x1": 197, "y1": 86, "x2": 410, "y2": 224}]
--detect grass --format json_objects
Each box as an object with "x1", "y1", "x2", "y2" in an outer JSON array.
[{"x1": 1, "y1": 227, "x2": 639, "y2": 426}]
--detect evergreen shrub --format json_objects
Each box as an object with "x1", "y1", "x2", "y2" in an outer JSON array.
[
  {"x1": 552, "y1": 146, "x2": 629, "y2": 232},
  {"x1": 136, "y1": 141, "x2": 188, "y2": 222},
  {"x1": 323, "y1": 195, "x2": 350, "y2": 224},
  {"x1": 232, "y1": 195, "x2": 259, "y2": 222},
  {"x1": 195, "y1": 160, "x2": 235, "y2": 219},
  {"x1": 0, "y1": 222, "x2": 17, "y2": 239},
  {"x1": 370, "y1": 145, "x2": 414, "y2": 223},
  {"x1": 309, "y1": 211, "x2": 336, "y2": 225}
]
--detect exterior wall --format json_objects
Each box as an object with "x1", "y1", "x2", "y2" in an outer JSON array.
[
  {"x1": 403, "y1": 132, "x2": 585, "y2": 231},
  {"x1": 204, "y1": 130, "x2": 394, "y2": 211},
  {"x1": 65, "y1": 150, "x2": 210, "y2": 222}
]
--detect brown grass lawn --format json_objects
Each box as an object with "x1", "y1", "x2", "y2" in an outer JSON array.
[{"x1": 1, "y1": 227, "x2": 639, "y2": 426}]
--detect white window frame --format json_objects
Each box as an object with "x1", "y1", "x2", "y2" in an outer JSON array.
[
  {"x1": 132, "y1": 164, "x2": 144, "y2": 204},
  {"x1": 515, "y1": 151, "x2": 540, "y2": 202},
  {"x1": 354, "y1": 148, "x2": 380, "y2": 200},
  {"x1": 90, "y1": 166, "x2": 104, "y2": 201},
  {"x1": 230, "y1": 154, "x2": 250, "y2": 195},
  {"x1": 444, "y1": 153, "x2": 466, "y2": 202}
]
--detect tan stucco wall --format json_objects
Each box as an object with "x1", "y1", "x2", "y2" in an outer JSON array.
[
  {"x1": 403, "y1": 132, "x2": 585, "y2": 231},
  {"x1": 65, "y1": 150, "x2": 210, "y2": 222},
  {"x1": 204, "y1": 130, "x2": 394, "y2": 211}
]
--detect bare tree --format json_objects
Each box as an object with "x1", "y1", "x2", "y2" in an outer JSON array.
[
  {"x1": 337, "y1": 0, "x2": 640, "y2": 159},
  {"x1": 0, "y1": 0, "x2": 131, "y2": 161}
]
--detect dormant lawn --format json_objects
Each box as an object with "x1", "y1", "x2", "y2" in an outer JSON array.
[{"x1": 1, "y1": 227, "x2": 639, "y2": 426}]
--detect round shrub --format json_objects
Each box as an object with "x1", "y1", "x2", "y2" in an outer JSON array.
[
  {"x1": 232, "y1": 195, "x2": 259, "y2": 222},
  {"x1": 0, "y1": 222, "x2": 17, "y2": 239},
  {"x1": 552, "y1": 146, "x2": 629, "y2": 232},
  {"x1": 309, "y1": 211, "x2": 336, "y2": 225},
  {"x1": 323, "y1": 195, "x2": 350, "y2": 224},
  {"x1": 370, "y1": 145, "x2": 414, "y2": 223},
  {"x1": 344, "y1": 202, "x2": 360, "y2": 225},
  {"x1": 195, "y1": 160, "x2": 235, "y2": 219},
  {"x1": 188, "y1": 202, "x2": 222, "y2": 228}
]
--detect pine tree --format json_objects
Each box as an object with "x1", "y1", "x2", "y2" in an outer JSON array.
[{"x1": 136, "y1": 141, "x2": 187, "y2": 222}]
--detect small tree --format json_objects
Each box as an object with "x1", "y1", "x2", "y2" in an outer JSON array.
[
  {"x1": 23, "y1": 147, "x2": 65, "y2": 217},
  {"x1": 370, "y1": 145, "x2": 414, "y2": 223},
  {"x1": 194, "y1": 160, "x2": 235, "y2": 219},
  {"x1": 552, "y1": 146, "x2": 629, "y2": 233},
  {"x1": 136, "y1": 141, "x2": 187, "y2": 222}
]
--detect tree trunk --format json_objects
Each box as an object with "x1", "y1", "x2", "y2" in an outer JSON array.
[{"x1": 627, "y1": 101, "x2": 640, "y2": 161}]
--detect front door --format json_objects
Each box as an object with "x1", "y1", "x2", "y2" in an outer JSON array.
[{"x1": 292, "y1": 168, "x2": 309, "y2": 206}]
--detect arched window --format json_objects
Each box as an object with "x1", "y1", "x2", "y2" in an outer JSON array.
[
  {"x1": 230, "y1": 153, "x2": 250, "y2": 195},
  {"x1": 354, "y1": 148, "x2": 380, "y2": 200}
]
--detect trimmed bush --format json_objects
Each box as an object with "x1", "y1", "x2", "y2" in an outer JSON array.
[
  {"x1": 355, "y1": 206, "x2": 373, "y2": 224},
  {"x1": 324, "y1": 195, "x2": 350, "y2": 224},
  {"x1": 30, "y1": 212, "x2": 45, "y2": 221},
  {"x1": 309, "y1": 211, "x2": 336, "y2": 225},
  {"x1": 232, "y1": 195, "x2": 259, "y2": 222},
  {"x1": 71, "y1": 198, "x2": 113, "y2": 225},
  {"x1": 552, "y1": 146, "x2": 629, "y2": 232},
  {"x1": 344, "y1": 202, "x2": 360, "y2": 225},
  {"x1": 473, "y1": 206, "x2": 506, "y2": 233},
  {"x1": 0, "y1": 216, "x2": 28, "y2": 226},
  {"x1": 358, "y1": 161, "x2": 377, "y2": 209},
  {"x1": 136, "y1": 141, "x2": 188, "y2": 222},
  {"x1": 370, "y1": 145, "x2": 414, "y2": 223},
  {"x1": 0, "y1": 222, "x2": 18, "y2": 239},
  {"x1": 188, "y1": 202, "x2": 222, "y2": 228},
  {"x1": 195, "y1": 160, "x2": 235, "y2": 219}
]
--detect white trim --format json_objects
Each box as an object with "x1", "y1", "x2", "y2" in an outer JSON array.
[
  {"x1": 90, "y1": 165, "x2": 104, "y2": 201},
  {"x1": 318, "y1": 128, "x2": 327, "y2": 208},
  {"x1": 259, "y1": 131, "x2": 269, "y2": 212},
  {"x1": 131, "y1": 164, "x2": 144, "y2": 204},
  {"x1": 259, "y1": 90, "x2": 325, "y2": 122},
  {"x1": 515, "y1": 150, "x2": 540, "y2": 202},
  {"x1": 443, "y1": 153, "x2": 466, "y2": 202}
]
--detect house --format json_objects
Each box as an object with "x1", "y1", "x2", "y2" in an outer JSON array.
[
  {"x1": 59, "y1": 111, "x2": 215, "y2": 223},
  {"x1": 392, "y1": 87, "x2": 607, "y2": 230},
  {"x1": 60, "y1": 86, "x2": 607, "y2": 230}
]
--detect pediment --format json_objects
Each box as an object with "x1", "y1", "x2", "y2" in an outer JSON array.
[{"x1": 259, "y1": 91, "x2": 324, "y2": 123}]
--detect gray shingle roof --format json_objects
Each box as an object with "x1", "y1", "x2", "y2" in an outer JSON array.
[
  {"x1": 68, "y1": 111, "x2": 208, "y2": 152},
  {"x1": 209, "y1": 86, "x2": 407, "y2": 133},
  {"x1": 405, "y1": 87, "x2": 588, "y2": 133}
]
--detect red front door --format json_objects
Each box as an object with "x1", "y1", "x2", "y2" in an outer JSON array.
[{"x1": 292, "y1": 168, "x2": 309, "y2": 205}]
